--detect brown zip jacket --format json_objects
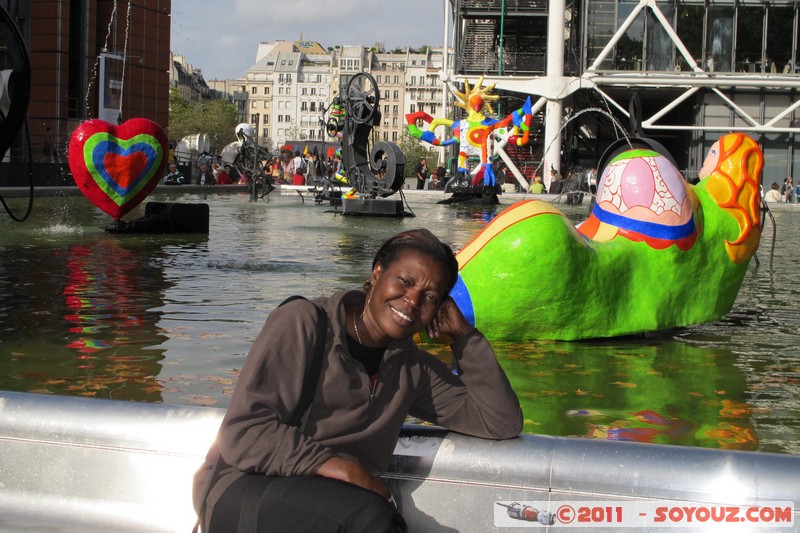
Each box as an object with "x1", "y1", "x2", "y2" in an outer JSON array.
[{"x1": 193, "y1": 290, "x2": 522, "y2": 528}]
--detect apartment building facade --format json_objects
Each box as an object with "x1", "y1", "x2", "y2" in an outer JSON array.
[{"x1": 236, "y1": 41, "x2": 450, "y2": 151}]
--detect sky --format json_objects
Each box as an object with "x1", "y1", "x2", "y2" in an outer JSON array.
[{"x1": 170, "y1": 0, "x2": 448, "y2": 80}]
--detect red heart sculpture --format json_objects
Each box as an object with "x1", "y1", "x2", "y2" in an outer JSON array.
[{"x1": 68, "y1": 118, "x2": 168, "y2": 220}]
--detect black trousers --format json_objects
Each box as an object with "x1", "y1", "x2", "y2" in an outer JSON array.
[{"x1": 210, "y1": 474, "x2": 407, "y2": 533}]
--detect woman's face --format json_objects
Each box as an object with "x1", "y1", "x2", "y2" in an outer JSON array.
[{"x1": 365, "y1": 250, "x2": 449, "y2": 342}]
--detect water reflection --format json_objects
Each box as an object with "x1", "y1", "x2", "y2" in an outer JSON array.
[
  {"x1": 0, "y1": 233, "x2": 173, "y2": 401},
  {"x1": 423, "y1": 334, "x2": 755, "y2": 450}
]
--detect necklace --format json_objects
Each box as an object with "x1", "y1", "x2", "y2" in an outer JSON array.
[{"x1": 353, "y1": 311, "x2": 363, "y2": 345}]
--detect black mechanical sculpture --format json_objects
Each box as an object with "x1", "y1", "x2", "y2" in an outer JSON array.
[
  {"x1": 0, "y1": 4, "x2": 33, "y2": 222},
  {"x1": 0, "y1": 5, "x2": 29, "y2": 161},
  {"x1": 338, "y1": 73, "x2": 408, "y2": 216},
  {"x1": 232, "y1": 119, "x2": 274, "y2": 199}
]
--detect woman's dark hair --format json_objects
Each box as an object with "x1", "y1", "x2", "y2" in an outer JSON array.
[{"x1": 369, "y1": 229, "x2": 459, "y2": 292}]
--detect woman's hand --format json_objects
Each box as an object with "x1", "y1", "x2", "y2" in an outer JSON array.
[
  {"x1": 315, "y1": 456, "x2": 391, "y2": 500},
  {"x1": 427, "y1": 296, "x2": 475, "y2": 342}
]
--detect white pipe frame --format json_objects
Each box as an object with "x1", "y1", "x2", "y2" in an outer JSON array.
[{"x1": 444, "y1": 0, "x2": 800, "y2": 138}]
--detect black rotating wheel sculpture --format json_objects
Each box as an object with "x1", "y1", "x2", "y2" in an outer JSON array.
[
  {"x1": 0, "y1": 4, "x2": 31, "y2": 161},
  {"x1": 341, "y1": 73, "x2": 405, "y2": 198}
]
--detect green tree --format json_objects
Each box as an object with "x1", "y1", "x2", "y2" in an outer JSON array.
[
  {"x1": 398, "y1": 130, "x2": 438, "y2": 179},
  {"x1": 168, "y1": 88, "x2": 239, "y2": 153}
]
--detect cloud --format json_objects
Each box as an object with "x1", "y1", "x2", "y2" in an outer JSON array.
[
  {"x1": 171, "y1": 0, "x2": 445, "y2": 79},
  {"x1": 233, "y1": 0, "x2": 366, "y2": 26}
]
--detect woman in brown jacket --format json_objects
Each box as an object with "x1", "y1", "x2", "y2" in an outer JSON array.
[{"x1": 194, "y1": 229, "x2": 522, "y2": 533}]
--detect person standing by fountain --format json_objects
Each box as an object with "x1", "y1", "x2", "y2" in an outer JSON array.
[
  {"x1": 415, "y1": 157, "x2": 428, "y2": 189},
  {"x1": 193, "y1": 229, "x2": 522, "y2": 533}
]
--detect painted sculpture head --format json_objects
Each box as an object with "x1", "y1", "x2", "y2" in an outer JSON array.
[
  {"x1": 452, "y1": 77, "x2": 499, "y2": 120},
  {"x1": 700, "y1": 133, "x2": 763, "y2": 263},
  {"x1": 581, "y1": 144, "x2": 697, "y2": 250}
]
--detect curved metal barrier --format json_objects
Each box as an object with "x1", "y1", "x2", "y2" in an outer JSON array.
[{"x1": 0, "y1": 391, "x2": 797, "y2": 532}]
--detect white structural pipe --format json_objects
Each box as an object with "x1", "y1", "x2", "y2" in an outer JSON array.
[
  {"x1": 439, "y1": 0, "x2": 451, "y2": 166},
  {"x1": 446, "y1": 0, "x2": 800, "y2": 149},
  {"x1": 543, "y1": 0, "x2": 567, "y2": 190}
]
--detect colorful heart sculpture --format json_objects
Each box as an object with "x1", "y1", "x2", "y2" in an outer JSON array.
[{"x1": 68, "y1": 118, "x2": 168, "y2": 220}]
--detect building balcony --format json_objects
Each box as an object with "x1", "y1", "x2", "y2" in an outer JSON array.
[{"x1": 460, "y1": 0, "x2": 548, "y2": 14}]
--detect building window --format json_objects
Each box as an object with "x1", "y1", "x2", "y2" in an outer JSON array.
[
  {"x1": 264, "y1": 115, "x2": 269, "y2": 124},
  {"x1": 251, "y1": 86, "x2": 257, "y2": 94},
  {"x1": 309, "y1": 129, "x2": 316, "y2": 139},
  {"x1": 392, "y1": 131, "x2": 398, "y2": 141},
  {"x1": 310, "y1": 102, "x2": 316, "y2": 112},
  {"x1": 251, "y1": 101, "x2": 257, "y2": 108},
  {"x1": 264, "y1": 87, "x2": 269, "y2": 95},
  {"x1": 264, "y1": 101, "x2": 269, "y2": 108},
  {"x1": 392, "y1": 105, "x2": 398, "y2": 114},
  {"x1": 279, "y1": 87, "x2": 284, "y2": 95},
  {"x1": 411, "y1": 76, "x2": 416, "y2": 85},
  {"x1": 278, "y1": 115, "x2": 284, "y2": 122},
  {"x1": 410, "y1": 104, "x2": 415, "y2": 113},
  {"x1": 383, "y1": 131, "x2": 388, "y2": 141},
  {"x1": 285, "y1": 115, "x2": 291, "y2": 122},
  {"x1": 394, "y1": 76, "x2": 399, "y2": 83},
  {"x1": 393, "y1": 90, "x2": 399, "y2": 99},
  {"x1": 301, "y1": 101, "x2": 308, "y2": 111},
  {"x1": 302, "y1": 87, "x2": 307, "y2": 95}
]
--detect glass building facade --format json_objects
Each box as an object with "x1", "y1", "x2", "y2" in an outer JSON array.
[{"x1": 451, "y1": 0, "x2": 800, "y2": 184}]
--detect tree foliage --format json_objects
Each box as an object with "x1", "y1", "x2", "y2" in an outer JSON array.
[
  {"x1": 398, "y1": 130, "x2": 439, "y2": 178},
  {"x1": 168, "y1": 88, "x2": 239, "y2": 153}
]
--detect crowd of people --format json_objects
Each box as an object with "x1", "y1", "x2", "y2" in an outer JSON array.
[
  {"x1": 162, "y1": 148, "x2": 604, "y2": 197},
  {"x1": 764, "y1": 177, "x2": 800, "y2": 203},
  {"x1": 163, "y1": 153, "x2": 236, "y2": 187},
  {"x1": 164, "y1": 150, "x2": 454, "y2": 192},
  {"x1": 164, "y1": 148, "x2": 344, "y2": 188}
]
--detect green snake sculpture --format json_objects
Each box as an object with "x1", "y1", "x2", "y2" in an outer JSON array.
[{"x1": 451, "y1": 133, "x2": 764, "y2": 341}]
